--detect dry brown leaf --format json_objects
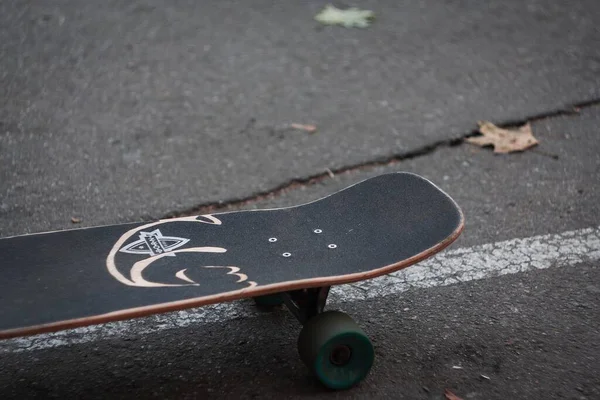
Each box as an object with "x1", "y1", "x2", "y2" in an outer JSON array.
[
  {"x1": 466, "y1": 121, "x2": 538, "y2": 153},
  {"x1": 444, "y1": 389, "x2": 464, "y2": 400},
  {"x1": 289, "y1": 123, "x2": 317, "y2": 133}
]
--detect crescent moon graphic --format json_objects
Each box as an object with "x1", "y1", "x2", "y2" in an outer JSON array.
[
  {"x1": 106, "y1": 215, "x2": 225, "y2": 287},
  {"x1": 128, "y1": 247, "x2": 227, "y2": 287}
]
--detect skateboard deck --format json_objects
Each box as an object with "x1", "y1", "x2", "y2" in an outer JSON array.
[{"x1": 0, "y1": 173, "x2": 463, "y2": 340}]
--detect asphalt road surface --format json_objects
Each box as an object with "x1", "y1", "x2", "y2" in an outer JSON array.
[
  {"x1": 1, "y1": 1, "x2": 599, "y2": 399},
  {"x1": 1, "y1": 0, "x2": 599, "y2": 235}
]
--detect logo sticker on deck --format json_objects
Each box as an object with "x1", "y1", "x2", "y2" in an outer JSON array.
[
  {"x1": 119, "y1": 229, "x2": 189, "y2": 257},
  {"x1": 106, "y1": 215, "x2": 257, "y2": 289}
]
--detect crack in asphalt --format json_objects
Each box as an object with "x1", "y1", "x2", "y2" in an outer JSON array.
[
  {"x1": 162, "y1": 99, "x2": 600, "y2": 219},
  {"x1": 162, "y1": 137, "x2": 461, "y2": 218},
  {"x1": 491, "y1": 98, "x2": 600, "y2": 128}
]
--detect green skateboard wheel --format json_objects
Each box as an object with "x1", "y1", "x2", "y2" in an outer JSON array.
[{"x1": 297, "y1": 311, "x2": 374, "y2": 390}]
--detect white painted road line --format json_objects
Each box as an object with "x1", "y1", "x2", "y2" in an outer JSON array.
[{"x1": 2, "y1": 226, "x2": 599, "y2": 353}]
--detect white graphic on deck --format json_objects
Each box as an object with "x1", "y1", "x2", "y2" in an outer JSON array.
[
  {"x1": 106, "y1": 215, "x2": 257, "y2": 288},
  {"x1": 119, "y1": 229, "x2": 189, "y2": 257}
]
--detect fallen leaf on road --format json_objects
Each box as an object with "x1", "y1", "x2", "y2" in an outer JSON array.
[
  {"x1": 289, "y1": 123, "x2": 317, "y2": 133},
  {"x1": 466, "y1": 121, "x2": 538, "y2": 153},
  {"x1": 315, "y1": 4, "x2": 375, "y2": 28},
  {"x1": 71, "y1": 217, "x2": 82, "y2": 223},
  {"x1": 444, "y1": 389, "x2": 464, "y2": 400}
]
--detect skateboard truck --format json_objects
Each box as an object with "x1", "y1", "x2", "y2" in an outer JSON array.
[
  {"x1": 255, "y1": 286, "x2": 374, "y2": 390},
  {"x1": 280, "y1": 286, "x2": 330, "y2": 324}
]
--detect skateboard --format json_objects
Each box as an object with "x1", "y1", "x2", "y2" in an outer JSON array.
[{"x1": 0, "y1": 172, "x2": 463, "y2": 390}]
